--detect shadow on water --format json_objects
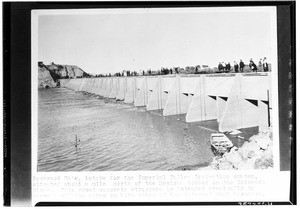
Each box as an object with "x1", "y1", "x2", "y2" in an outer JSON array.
[
  {"x1": 226, "y1": 126, "x2": 259, "y2": 148},
  {"x1": 174, "y1": 162, "x2": 211, "y2": 171}
]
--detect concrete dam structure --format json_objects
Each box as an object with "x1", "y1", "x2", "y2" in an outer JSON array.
[{"x1": 60, "y1": 73, "x2": 272, "y2": 132}]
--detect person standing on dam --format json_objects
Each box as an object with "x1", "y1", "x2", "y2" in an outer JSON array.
[
  {"x1": 222, "y1": 62, "x2": 226, "y2": 72},
  {"x1": 226, "y1": 62, "x2": 231, "y2": 72},
  {"x1": 249, "y1": 59, "x2": 258, "y2": 73},
  {"x1": 258, "y1": 59, "x2": 263, "y2": 71},
  {"x1": 234, "y1": 61, "x2": 239, "y2": 73},
  {"x1": 218, "y1": 62, "x2": 223, "y2": 72},
  {"x1": 263, "y1": 57, "x2": 269, "y2": 72},
  {"x1": 239, "y1": 59, "x2": 245, "y2": 72}
]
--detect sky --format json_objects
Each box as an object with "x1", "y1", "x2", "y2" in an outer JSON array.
[{"x1": 38, "y1": 7, "x2": 275, "y2": 75}]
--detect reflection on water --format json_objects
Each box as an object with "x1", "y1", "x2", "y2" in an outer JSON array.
[{"x1": 38, "y1": 88, "x2": 216, "y2": 171}]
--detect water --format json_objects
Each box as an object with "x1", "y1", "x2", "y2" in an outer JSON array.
[{"x1": 38, "y1": 88, "x2": 217, "y2": 171}]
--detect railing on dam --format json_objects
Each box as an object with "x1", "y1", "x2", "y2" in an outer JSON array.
[{"x1": 60, "y1": 73, "x2": 272, "y2": 132}]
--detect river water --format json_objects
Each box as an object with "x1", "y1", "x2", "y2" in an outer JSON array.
[{"x1": 38, "y1": 88, "x2": 218, "y2": 171}]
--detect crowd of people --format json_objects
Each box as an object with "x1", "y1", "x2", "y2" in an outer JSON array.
[
  {"x1": 95, "y1": 67, "x2": 186, "y2": 77},
  {"x1": 94, "y1": 57, "x2": 270, "y2": 77},
  {"x1": 218, "y1": 57, "x2": 269, "y2": 73}
]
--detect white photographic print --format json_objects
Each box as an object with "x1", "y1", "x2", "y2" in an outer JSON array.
[{"x1": 31, "y1": 7, "x2": 290, "y2": 204}]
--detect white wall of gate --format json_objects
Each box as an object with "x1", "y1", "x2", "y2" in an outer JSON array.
[{"x1": 60, "y1": 73, "x2": 272, "y2": 132}]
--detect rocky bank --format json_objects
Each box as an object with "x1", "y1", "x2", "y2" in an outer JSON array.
[
  {"x1": 38, "y1": 62, "x2": 90, "y2": 89},
  {"x1": 199, "y1": 128, "x2": 273, "y2": 170}
]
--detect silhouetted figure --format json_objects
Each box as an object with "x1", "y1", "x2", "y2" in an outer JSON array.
[
  {"x1": 222, "y1": 62, "x2": 226, "y2": 72},
  {"x1": 195, "y1": 65, "x2": 200, "y2": 73},
  {"x1": 234, "y1": 61, "x2": 239, "y2": 73},
  {"x1": 263, "y1": 57, "x2": 269, "y2": 72},
  {"x1": 249, "y1": 59, "x2": 258, "y2": 73},
  {"x1": 258, "y1": 59, "x2": 263, "y2": 71},
  {"x1": 239, "y1": 60, "x2": 245, "y2": 72},
  {"x1": 218, "y1": 62, "x2": 223, "y2": 72},
  {"x1": 226, "y1": 62, "x2": 231, "y2": 72}
]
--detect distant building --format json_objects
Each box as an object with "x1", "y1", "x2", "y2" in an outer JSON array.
[{"x1": 201, "y1": 65, "x2": 210, "y2": 69}]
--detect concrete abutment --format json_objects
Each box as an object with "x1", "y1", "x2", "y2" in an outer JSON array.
[{"x1": 60, "y1": 73, "x2": 272, "y2": 132}]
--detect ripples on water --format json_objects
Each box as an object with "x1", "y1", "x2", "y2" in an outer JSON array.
[{"x1": 38, "y1": 88, "x2": 216, "y2": 171}]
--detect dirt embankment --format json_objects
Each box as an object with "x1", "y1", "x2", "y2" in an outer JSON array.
[{"x1": 38, "y1": 62, "x2": 91, "y2": 89}]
